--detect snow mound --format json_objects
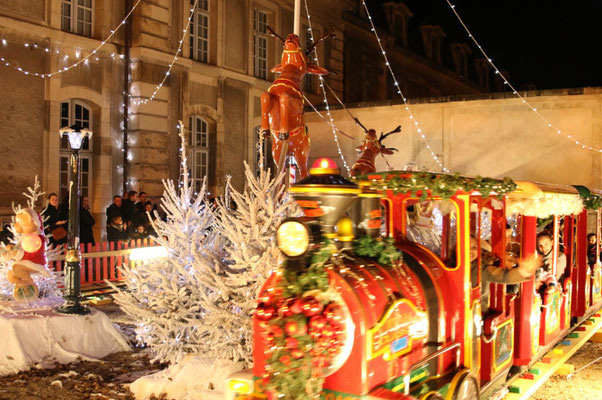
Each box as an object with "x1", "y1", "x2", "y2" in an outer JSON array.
[
  {"x1": 0, "y1": 301, "x2": 130, "y2": 376},
  {"x1": 130, "y1": 355, "x2": 243, "y2": 400}
]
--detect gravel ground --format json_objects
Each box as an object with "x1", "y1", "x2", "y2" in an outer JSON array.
[{"x1": 532, "y1": 341, "x2": 602, "y2": 400}]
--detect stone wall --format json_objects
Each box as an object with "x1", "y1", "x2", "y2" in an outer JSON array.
[{"x1": 306, "y1": 88, "x2": 602, "y2": 188}]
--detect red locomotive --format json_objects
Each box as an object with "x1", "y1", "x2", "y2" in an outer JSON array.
[{"x1": 226, "y1": 159, "x2": 602, "y2": 400}]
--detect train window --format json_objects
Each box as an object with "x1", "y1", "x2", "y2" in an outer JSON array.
[
  {"x1": 405, "y1": 200, "x2": 457, "y2": 262},
  {"x1": 587, "y1": 210, "x2": 599, "y2": 266}
]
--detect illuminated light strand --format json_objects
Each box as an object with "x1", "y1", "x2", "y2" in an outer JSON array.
[
  {"x1": 361, "y1": 1, "x2": 450, "y2": 173},
  {"x1": 130, "y1": 0, "x2": 199, "y2": 106},
  {"x1": 303, "y1": 0, "x2": 350, "y2": 174},
  {"x1": 0, "y1": 0, "x2": 142, "y2": 78},
  {"x1": 445, "y1": 0, "x2": 602, "y2": 153},
  {"x1": 303, "y1": 93, "x2": 357, "y2": 141}
]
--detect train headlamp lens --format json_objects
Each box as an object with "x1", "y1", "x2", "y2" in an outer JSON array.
[{"x1": 277, "y1": 220, "x2": 310, "y2": 257}]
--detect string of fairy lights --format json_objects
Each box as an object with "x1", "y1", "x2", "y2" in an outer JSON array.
[
  {"x1": 444, "y1": 0, "x2": 602, "y2": 153},
  {"x1": 361, "y1": 0, "x2": 450, "y2": 173},
  {"x1": 0, "y1": 0, "x2": 142, "y2": 78},
  {"x1": 129, "y1": 0, "x2": 199, "y2": 106},
  {"x1": 303, "y1": 0, "x2": 351, "y2": 174}
]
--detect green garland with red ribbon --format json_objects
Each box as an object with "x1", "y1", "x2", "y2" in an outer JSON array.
[{"x1": 257, "y1": 243, "x2": 347, "y2": 400}]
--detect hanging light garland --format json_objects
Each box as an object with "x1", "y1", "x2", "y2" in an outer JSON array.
[
  {"x1": 360, "y1": 1, "x2": 450, "y2": 173},
  {"x1": 444, "y1": 0, "x2": 602, "y2": 154},
  {"x1": 129, "y1": 0, "x2": 198, "y2": 106},
  {"x1": 0, "y1": 0, "x2": 142, "y2": 78},
  {"x1": 303, "y1": 0, "x2": 350, "y2": 174}
]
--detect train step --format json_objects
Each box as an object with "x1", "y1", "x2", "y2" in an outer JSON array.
[{"x1": 505, "y1": 314, "x2": 602, "y2": 400}]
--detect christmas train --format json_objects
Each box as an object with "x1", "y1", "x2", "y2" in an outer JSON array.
[{"x1": 226, "y1": 158, "x2": 602, "y2": 400}]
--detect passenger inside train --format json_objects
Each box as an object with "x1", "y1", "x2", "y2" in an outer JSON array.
[
  {"x1": 535, "y1": 231, "x2": 567, "y2": 294},
  {"x1": 469, "y1": 235, "x2": 539, "y2": 313},
  {"x1": 587, "y1": 233, "x2": 600, "y2": 265}
]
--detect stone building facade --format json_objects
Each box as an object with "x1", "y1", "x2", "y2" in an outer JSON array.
[{"x1": 0, "y1": 0, "x2": 495, "y2": 240}]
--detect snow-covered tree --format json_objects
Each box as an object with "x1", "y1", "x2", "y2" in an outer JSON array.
[
  {"x1": 111, "y1": 123, "x2": 225, "y2": 364},
  {"x1": 199, "y1": 156, "x2": 298, "y2": 366}
]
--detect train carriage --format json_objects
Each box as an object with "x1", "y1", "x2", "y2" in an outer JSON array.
[{"x1": 226, "y1": 160, "x2": 602, "y2": 400}]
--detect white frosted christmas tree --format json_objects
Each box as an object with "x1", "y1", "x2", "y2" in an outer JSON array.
[
  {"x1": 200, "y1": 153, "x2": 297, "y2": 366},
  {"x1": 112, "y1": 123, "x2": 225, "y2": 363}
]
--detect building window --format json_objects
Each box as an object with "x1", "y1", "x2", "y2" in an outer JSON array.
[
  {"x1": 303, "y1": 26, "x2": 316, "y2": 93},
  {"x1": 61, "y1": 0, "x2": 93, "y2": 37},
  {"x1": 60, "y1": 100, "x2": 93, "y2": 202},
  {"x1": 188, "y1": 116, "x2": 209, "y2": 194},
  {"x1": 253, "y1": 8, "x2": 269, "y2": 80},
  {"x1": 421, "y1": 25, "x2": 445, "y2": 63},
  {"x1": 189, "y1": 0, "x2": 209, "y2": 63}
]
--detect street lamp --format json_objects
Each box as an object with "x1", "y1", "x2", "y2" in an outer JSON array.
[{"x1": 55, "y1": 123, "x2": 92, "y2": 315}]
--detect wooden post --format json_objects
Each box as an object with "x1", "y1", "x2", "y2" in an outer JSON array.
[{"x1": 294, "y1": 0, "x2": 301, "y2": 35}]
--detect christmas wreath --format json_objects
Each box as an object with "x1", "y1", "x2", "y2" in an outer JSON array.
[{"x1": 257, "y1": 243, "x2": 349, "y2": 399}]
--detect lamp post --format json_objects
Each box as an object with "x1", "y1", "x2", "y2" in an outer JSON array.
[{"x1": 55, "y1": 123, "x2": 91, "y2": 315}]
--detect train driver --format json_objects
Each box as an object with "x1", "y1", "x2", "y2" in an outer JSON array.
[{"x1": 470, "y1": 235, "x2": 539, "y2": 313}]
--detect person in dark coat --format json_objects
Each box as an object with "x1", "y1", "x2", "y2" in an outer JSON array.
[
  {"x1": 107, "y1": 215, "x2": 128, "y2": 243},
  {"x1": 136, "y1": 192, "x2": 148, "y2": 215},
  {"x1": 80, "y1": 196, "x2": 95, "y2": 246},
  {"x1": 121, "y1": 191, "x2": 138, "y2": 227},
  {"x1": 106, "y1": 195, "x2": 122, "y2": 223},
  {"x1": 41, "y1": 193, "x2": 67, "y2": 246}
]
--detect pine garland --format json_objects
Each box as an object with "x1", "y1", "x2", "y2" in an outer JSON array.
[
  {"x1": 353, "y1": 235, "x2": 402, "y2": 266},
  {"x1": 357, "y1": 171, "x2": 516, "y2": 200},
  {"x1": 583, "y1": 194, "x2": 602, "y2": 210}
]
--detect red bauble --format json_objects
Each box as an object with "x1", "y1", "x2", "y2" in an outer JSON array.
[
  {"x1": 270, "y1": 324, "x2": 284, "y2": 338},
  {"x1": 284, "y1": 320, "x2": 307, "y2": 337},
  {"x1": 285, "y1": 337, "x2": 299, "y2": 349},
  {"x1": 311, "y1": 356, "x2": 327, "y2": 369},
  {"x1": 289, "y1": 299, "x2": 303, "y2": 314},
  {"x1": 323, "y1": 303, "x2": 345, "y2": 324},
  {"x1": 280, "y1": 355, "x2": 292, "y2": 366},
  {"x1": 322, "y1": 325, "x2": 335, "y2": 338},
  {"x1": 301, "y1": 296, "x2": 323, "y2": 317},
  {"x1": 309, "y1": 315, "x2": 327, "y2": 331},
  {"x1": 278, "y1": 298, "x2": 294, "y2": 317},
  {"x1": 290, "y1": 348, "x2": 304, "y2": 359},
  {"x1": 256, "y1": 302, "x2": 276, "y2": 321}
]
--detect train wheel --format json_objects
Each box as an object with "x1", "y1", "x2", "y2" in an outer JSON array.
[{"x1": 448, "y1": 370, "x2": 479, "y2": 400}]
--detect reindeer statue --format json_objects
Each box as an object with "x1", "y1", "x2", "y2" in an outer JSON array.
[
  {"x1": 260, "y1": 28, "x2": 335, "y2": 179},
  {"x1": 350, "y1": 124, "x2": 401, "y2": 176}
]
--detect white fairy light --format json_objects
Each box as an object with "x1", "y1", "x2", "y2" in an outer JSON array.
[
  {"x1": 129, "y1": 0, "x2": 199, "y2": 106},
  {"x1": 303, "y1": 0, "x2": 350, "y2": 174},
  {"x1": 0, "y1": 0, "x2": 142, "y2": 78},
  {"x1": 361, "y1": 1, "x2": 449, "y2": 173},
  {"x1": 445, "y1": 0, "x2": 602, "y2": 153}
]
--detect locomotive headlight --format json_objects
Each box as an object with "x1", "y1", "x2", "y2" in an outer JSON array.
[{"x1": 277, "y1": 220, "x2": 310, "y2": 257}]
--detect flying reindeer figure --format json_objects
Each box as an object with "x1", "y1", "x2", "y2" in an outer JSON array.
[
  {"x1": 350, "y1": 122, "x2": 401, "y2": 176},
  {"x1": 260, "y1": 27, "x2": 336, "y2": 179}
]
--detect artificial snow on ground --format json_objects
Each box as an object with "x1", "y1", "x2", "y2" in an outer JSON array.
[
  {"x1": 0, "y1": 296, "x2": 131, "y2": 376},
  {"x1": 130, "y1": 355, "x2": 244, "y2": 400}
]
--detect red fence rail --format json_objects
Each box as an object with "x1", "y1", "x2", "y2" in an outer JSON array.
[{"x1": 49, "y1": 239, "x2": 160, "y2": 286}]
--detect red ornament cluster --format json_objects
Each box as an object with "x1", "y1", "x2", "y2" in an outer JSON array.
[{"x1": 256, "y1": 292, "x2": 347, "y2": 396}]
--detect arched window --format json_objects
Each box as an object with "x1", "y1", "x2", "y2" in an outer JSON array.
[
  {"x1": 60, "y1": 100, "x2": 93, "y2": 201},
  {"x1": 189, "y1": 0, "x2": 210, "y2": 63},
  {"x1": 61, "y1": 0, "x2": 93, "y2": 37},
  {"x1": 188, "y1": 116, "x2": 209, "y2": 194}
]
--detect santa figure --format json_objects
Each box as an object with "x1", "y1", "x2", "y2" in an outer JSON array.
[{"x1": 6, "y1": 208, "x2": 50, "y2": 300}]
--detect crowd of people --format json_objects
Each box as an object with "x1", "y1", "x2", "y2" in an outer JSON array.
[
  {"x1": 105, "y1": 191, "x2": 157, "y2": 244},
  {"x1": 35, "y1": 191, "x2": 158, "y2": 247}
]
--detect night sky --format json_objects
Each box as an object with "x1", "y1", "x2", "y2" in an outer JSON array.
[{"x1": 367, "y1": 0, "x2": 602, "y2": 90}]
